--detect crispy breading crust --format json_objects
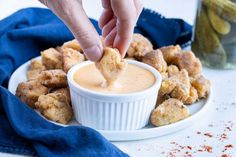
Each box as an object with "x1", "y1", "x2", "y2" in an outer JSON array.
[
  {"x1": 174, "y1": 51, "x2": 202, "y2": 77},
  {"x1": 127, "y1": 34, "x2": 153, "y2": 60},
  {"x1": 142, "y1": 49, "x2": 167, "y2": 73},
  {"x1": 15, "y1": 80, "x2": 48, "y2": 108},
  {"x1": 159, "y1": 45, "x2": 181, "y2": 64},
  {"x1": 61, "y1": 47, "x2": 85, "y2": 73},
  {"x1": 35, "y1": 93, "x2": 73, "y2": 124},
  {"x1": 41, "y1": 48, "x2": 63, "y2": 70},
  {"x1": 151, "y1": 98, "x2": 190, "y2": 126},
  {"x1": 170, "y1": 69, "x2": 191, "y2": 102},
  {"x1": 39, "y1": 70, "x2": 67, "y2": 88},
  {"x1": 61, "y1": 39, "x2": 82, "y2": 52},
  {"x1": 96, "y1": 47, "x2": 127, "y2": 86},
  {"x1": 27, "y1": 60, "x2": 46, "y2": 80},
  {"x1": 191, "y1": 75, "x2": 211, "y2": 98}
]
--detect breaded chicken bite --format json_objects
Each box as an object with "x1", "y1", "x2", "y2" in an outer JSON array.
[
  {"x1": 61, "y1": 39, "x2": 82, "y2": 52},
  {"x1": 191, "y1": 75, "x2": 211, "y2": 98},
  {"x1": 41, "y1": 48, "x2": 63, "y2": 70},
  {"x1": 170, "y1": 69, "x2": 190, "y2": 102},
  {"x1": 159, "y1": 78, "x2": 176, "y2": 96},
  {"x1": 35, "y1": 93, "x2": 73, "y2": 124},
  {"x1": 159, "y1": 45, "x2": 181, "y2": 64},
  {"x1": 15, "y1": 80, "x2": 48, "y2": 108},
  {"x1": 29, "y1": 60, "x2": 46, "y2": 70},
  {"x1": 39, "y1": 70, "x2": 67, "y2": 88},
  {"x1": 184, "y1": 86, "x2": 198, "y2": 105},
  {"x1": 96, "y1": 47, "x2": 127, "y2": 86},
  {"x1": 167, "y1": 65, "x2": 179, "y2": 77},
  {"x1": 174, "y1": 51, "x2": 202, "y2": 77},
  {"x1": 61, "y1": 47, "x2": 85, "y2": 73},
  {"x1": 51, "y1": 87, "x2": 71, "y2": 103},
  {"x1": 127, "y1": 34, "x2": 153, "y2": 60},
  {"x1": 151, "y1": 98, "x2": 190, "y2": 126},
  {"x1": 27, "y1": 60, "x2": 46, "y2": 80},
  {"x1": 142, "y1": 49, "x2": 167, "y2": 73}
]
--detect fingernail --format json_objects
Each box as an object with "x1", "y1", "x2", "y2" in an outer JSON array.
[{"x1": 83, "y1": 45, "x2": 103, "y2": 62}]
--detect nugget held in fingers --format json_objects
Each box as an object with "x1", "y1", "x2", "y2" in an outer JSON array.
[
  {"x1": 62, "y1": 47, "x2": 85, "y2": 73},
  {"x1": 61, "y1": 39, "x2": 83, "y2": 52},
  {"x1": 127, "y1": 34, "x2": 153, "y2": 60},
  {"x1": 142, "y1": 49, "x2": 167, "y2": 73},
  {"x1": 41, "y1": 48, "x2": 63, "y2": 70},
  {"x1": 174, "y1": 51, "x2": 202, "y2": 77},
  {"x1": 15, "y1": 80, "x2": 48, "y2": 108},
  {"x1": 96, "y1": 47, "x2": 127, "y2": 86},
  {"x1": 159, "y1": 45, "x2": 181, "y2": 64},
  {"x1": 39, "y1": 70, "x2": 67, "y2": 88},
  {"x1": 191, "y1": 75, "x2": 211, "y2": 98},
  {"x1": 27, "y1": 60, "x2": 46, "y2": 80},
  {"x1": 35, "y1": 93, "x2": 73, "y2": 124},
  {"x1": 151, "y1": 98, "x2": 190, "y2": 126}
]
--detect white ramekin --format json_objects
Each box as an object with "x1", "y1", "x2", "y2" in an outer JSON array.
[{"x1": 67, "y1": 60, "x2": 162, "y2": 131}]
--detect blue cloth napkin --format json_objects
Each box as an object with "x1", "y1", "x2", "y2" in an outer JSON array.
[{"x1": 0, "y1": 8, "x2": 192, "y2": 157}]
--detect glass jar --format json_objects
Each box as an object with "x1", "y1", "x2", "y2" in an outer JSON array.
[{"x1": 192, "y1": 0, "x2": 236, "y2": 69}]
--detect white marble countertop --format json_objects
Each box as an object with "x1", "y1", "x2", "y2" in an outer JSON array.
[{"x1": 1, "y1": 0, "x2": 236, "y2": 156}]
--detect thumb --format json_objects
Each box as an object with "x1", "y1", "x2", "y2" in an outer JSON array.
[{"x1": 48, "y1": 1, "x2": 103, "y2": 61}]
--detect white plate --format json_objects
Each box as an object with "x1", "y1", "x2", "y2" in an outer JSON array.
[{"x1": 8, "y1": 56, "x2": 212, "y2": 141}]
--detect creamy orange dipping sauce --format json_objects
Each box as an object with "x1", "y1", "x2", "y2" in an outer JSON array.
[{"x1": 74, "y1": 63, "x2": 155, "y2": 94}]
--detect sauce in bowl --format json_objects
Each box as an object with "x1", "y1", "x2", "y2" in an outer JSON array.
[{"x1": 73, "y1": 63, "x2": 156, "y2": 94}]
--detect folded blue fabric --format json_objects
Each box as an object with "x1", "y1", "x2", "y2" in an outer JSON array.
[{"x1": 0, "y1": 8, "x2": 192, "y2": 157}]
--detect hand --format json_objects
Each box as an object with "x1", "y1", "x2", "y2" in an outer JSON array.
[{"x1": 39, "y1": 0, "x2": 143, "y2": 61}]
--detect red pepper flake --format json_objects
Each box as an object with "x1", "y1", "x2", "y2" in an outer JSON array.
[
  {"x1": 197, "y1": 131, "x2": 201, "y2": 134},
  {"x1": 222, "y1": 154, "x2": 229, "y2": 157},
  {"x1": 226, "y1": 127, "x2": 232, "y2": 131},
  {"x1": 204, "y1": 133, "x2": 213, "y2": 138},
  {"x1": 187, "y1": 146, "x2": 192, "y2": 150},
  {"x1": 185, "y1": 151, "x2": 192, "y2": 156},
  {"x1": 219, "y1": 133, "x2": 228, "y2": 141},
  {"x1": 225, "y1": 144, "x2": 233, "y2": 149},
  {"x1": 203, "y1": 145, "x2": 212, "y2": 153}
]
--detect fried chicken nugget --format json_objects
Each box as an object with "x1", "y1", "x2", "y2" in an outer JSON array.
[
  {"x1": 61, "y1": 47, "x2": 85, "y2": 73},
  {"x1": 51, "y1": 87, "x2": 71, "y2": 103},
  {"x1": 27, "y1": 60, "x2": 46, "y2": 80},
  {"x1": 174, "y1": 51, "x2": 202, "y2": 77},
  {"x1": 96, "y1": 47, "x2": 127, "y2": 86},
  {"x1": 39, "y1": 70, "x2": 67, "y2": 88},
  {"x1": 61, "y1": 39, "x2": 82, "y2": 52},
  {"x1": 159, "y1": 45, "x2": 181, "y2": 64},
  {"x1": 151, "y1": 98, "x2": 190, "y2": 126},
  {"x1": 127, "y1": 34, "x2": 153, "y2": 60},
  {"x1": 159, "y1": 78, "x2": 176, "y2": 96},
  {"x1": 15, "y1": 80, "x2": 48, "y2": 108},
  {"x1": 167, "y1": 65, "x2": 179, "y2": 77},
  {"x1": 191, "y1": 75, "x2": 211, "y2": 98},
  {"x1": 184, "y1": 86, "x2": 198, "y2": 105},
  {"x1": 142, "y1": 49, "x2": 167, "y2": 73},
  {"x1": 35, "y1": 93, "x2": 73, "y2": 124},
  {"x1": 170, "y1": 69, "x2": 191, "y2": 102},
  {"x1": 41, "y1": 48, "x2": 63, "y2": 70}
]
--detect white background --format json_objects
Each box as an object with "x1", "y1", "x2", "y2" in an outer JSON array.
[{"x1": 1, "y1": 0, "x2": 236, "y2": 157}]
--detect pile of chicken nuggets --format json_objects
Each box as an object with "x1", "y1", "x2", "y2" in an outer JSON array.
[
  {"x1": 15, "y1": 34, "x2": 211, "y2": 126},
  {"x1": 16, "y1": 39, "x2": 85, "y2": 124}
]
